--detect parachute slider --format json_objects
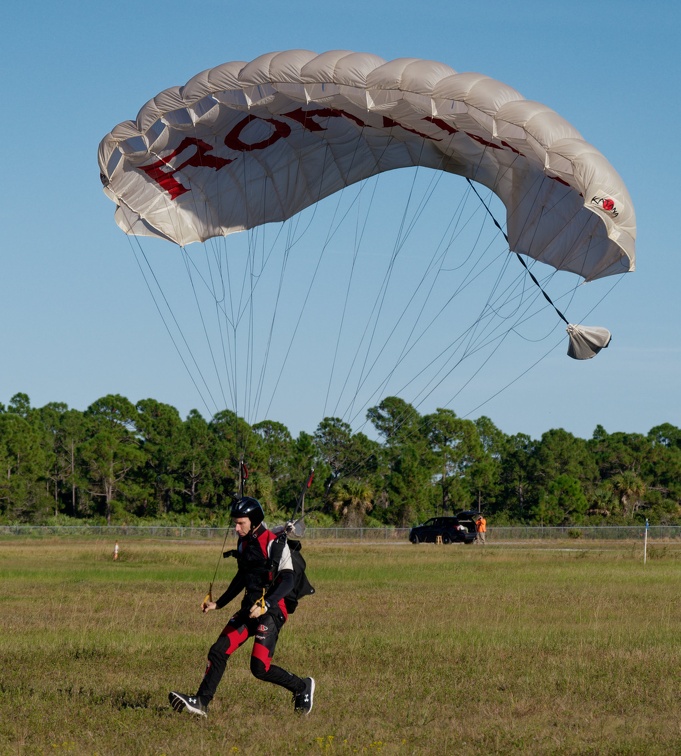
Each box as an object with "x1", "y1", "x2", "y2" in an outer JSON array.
[
  {"x1": 285, "y1": 517, "x2": 306, "y2": 538},
  {"x1": 566, "y1": 324, "x2": 612, "y2": 360},
  {"x1": 270, "y1": 516, "x2": 306, "y2": 539}
]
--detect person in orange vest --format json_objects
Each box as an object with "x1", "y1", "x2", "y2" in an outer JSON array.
[{"x1": 475, "y1": 515, "x2": 487, "y2": 545}]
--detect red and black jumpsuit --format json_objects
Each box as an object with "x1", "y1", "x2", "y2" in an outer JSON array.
[{"x1": 196, "y1": 524, "x2": 306, "y2": 706}]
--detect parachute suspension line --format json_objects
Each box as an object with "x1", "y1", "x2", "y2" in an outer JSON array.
[
  {"x1": 180, "y1": 247, "x2": 230, "y2": 411},
  {"x1": 241, "y1": 109, "x2": 346, "y2": 424},
  {"x1": 320, "y1": 110, "x2": 405, "y2": 395},
  {"x1": 250, "y1": 230, "x2": 294, "y2": 422},
  {"x1": 212, "y1": 242, "x2": 238, "y2": 413},
  {"x1": 347, "y1": 247, "x2": 517, "y2": 432},
  {"x1": 462, "y1": 336, "x2": 565, "y2": 420},
  {"x1": 218, "y1": 220, "x2": 293, "y2": 424},
  {"x1": 214, "y1": 240, "x2": 240, "y2": 418},
  {"x1": 341, "y1": 145, "x2": 439, "y2": 423},
  {"x1": 227, "y1": 154, "x2": 265, "y2": 429},
  {"x1": 225, "y1": 156, "x2": 278, "y2": 427},
  {"x1": 338, "y1": 169, "x2": 458, "y2": 423},
  {"x1": 448, "y1": 203, "x2": 535, "y2": 367},
  {"x1": 240, "y1": 222, "x2": 293, "y2": 424},
  {"x1": 338, "y1": 131, "x2": 522, "y2": 427},
  {"x1": 107, "y1": 181, "x2": 222, "y2": 412},
  {"x1": 399, "y1": 230, "x2": 593, "y2": 420},
  {"x1": 178, "y1": 117, "x2": 249, "y2": 459},
  {"x1": 402, "y1": 249, "x2": 559, "y2": 413},
  {"x1": 322, "y1": 177, "x2": 376, "y2": 418},
  {"x1": 244, "y1": 219, "x2": 288, "y2": 423},
  {"x1": 245, "y1": 232, "x2": 258, "y2": 424},
  {"x1": 342, "y1": 179, "x2": 517, "y2": 431},
  {"x1": 178, "y1": 238, "x2": 240, "y2": 414},
  {"x1": 321, "y1": 132, "x2": 412, "y2": 421},
  {"x1": 322, "y1": 124, "x2": 444, "y2": 423},
  {"x1": 260, "y1": 123, "x2": 380, "y2": 421},
  {"x1": 466, "y1": 152, "x2": 592, "y2": 323},
  {"x1": 124, "y1": 234, "x2": 218, "y2": 419},
  {"x1": 342, "y1": 332, "x2": 567, "y2": 490},
  {"x1": 336, "y1": 168, "x2": 568, "y2": 445},
  {"x1": 346, "y1": 189, "x2": 586, "y2": 449},
  {"x1": 345, "y1": 178, "x2": 499, "y2": 421},
  {"x1": 343, "y1": 184, "x2": 554, "y2": 439},
  {"x1": 401, "y1": 202, "x2": 565, "y2": 411},
  {"x1": 248, "y1": 124, "x2": 337, "y2": 422},
  {"x1": 325, "y1": 176, "x2": 391, "y2": 418},
  {"x1": 260, "y1": 180, "x2": 364, "y2": 421},
  {"x1": 339, "y1": 295, "x2": 563, "y2": 489},
  {"x1": 466, "y1": 178, "x2": 570, "y2": 326}
]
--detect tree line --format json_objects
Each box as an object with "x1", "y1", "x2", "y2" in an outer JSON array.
[{"x1": 1, "y1": 392, "x2": 680, "y2": 527}]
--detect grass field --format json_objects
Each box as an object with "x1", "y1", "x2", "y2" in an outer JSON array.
[{"x1": 0, "y1": 537, "x2": 679, "y2": 755}]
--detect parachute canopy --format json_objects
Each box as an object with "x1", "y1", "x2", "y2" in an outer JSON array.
[{"x1": 99, "y1": 49, "x2": 635, "y2": 284}]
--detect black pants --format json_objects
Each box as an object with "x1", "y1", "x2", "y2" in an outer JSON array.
[{"x1": 196, "y1": 609, "x2": 304, "y2": 705}]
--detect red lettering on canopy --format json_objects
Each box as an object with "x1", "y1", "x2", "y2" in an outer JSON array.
[
  {"x1": 281, "y1": 106, "x2": 372, "y2": 132},
  {"x1": 137, "y1": 106, "x2": 534, "y2": 202},
  {"x1": 283, "y1": 106, "x2": 442, "y2": 142},
  {"x1": 551, "y1": 175, "x2": 571, "y2": 187},
  {"x1": 382, "y1": 115, "x2": 438, "y2": 142},
  {"x1": 465, "y1": 132, "x2": 503, "y2": 151},
  {"x1": 422, "y1": 116, "x2": 459, "y2": 136},
  {"x1": 224, "y1": 115, "x2": 292, "y2": 151},
  {"x1": 424, "y1": 116, "x2": 524, "y2": 157},
  {"x1": 280, "y1": 107, "x2": 334, "y2": 132},
  {"x1": 137, "y1": 136, "x2": 233, "y2": 200},
  {"x1": 499, "y1": 140, "x2": 524, "y2": 157}
]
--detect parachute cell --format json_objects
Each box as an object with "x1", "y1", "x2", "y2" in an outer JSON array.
[{"x1": 99, "y1": 50, "x2": 635, "y2": 283}]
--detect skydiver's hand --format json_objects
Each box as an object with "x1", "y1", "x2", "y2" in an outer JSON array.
[
  {"x1": 249, "y1": 602, "x2": 266, "y2": 619},
  {"x1": 202, "y1": 600, "x2": 217, "y2": 613}
]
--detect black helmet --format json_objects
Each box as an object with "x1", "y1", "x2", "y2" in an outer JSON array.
[{"x1": 230, "y1": 496, "x2": 264, "y2": 528}]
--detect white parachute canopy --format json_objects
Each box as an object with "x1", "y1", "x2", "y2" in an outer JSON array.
[{"x1": 99, "y1": 50, "x2": 635, "y2": 365}]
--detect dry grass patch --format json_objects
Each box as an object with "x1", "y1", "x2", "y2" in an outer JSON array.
[{"x1": 0, "y1": 538, "x2": 679, "y2": 754}]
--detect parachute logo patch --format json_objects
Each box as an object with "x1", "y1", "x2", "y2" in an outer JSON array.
[{"x1": 591, "y1": 195, "x2": 619, "y2": 217}]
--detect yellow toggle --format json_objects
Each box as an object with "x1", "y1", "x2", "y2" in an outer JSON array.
[{"x1": 255, "y1": 590, "x2": 267, "y2": 612}]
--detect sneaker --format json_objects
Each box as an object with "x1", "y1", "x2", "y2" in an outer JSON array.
[
  {"x1": 293, "y1": 677, "x2": 315, "y2": 715},
  {"x1": 168, "y1": 691, "x2": 207, "y2": 717}
]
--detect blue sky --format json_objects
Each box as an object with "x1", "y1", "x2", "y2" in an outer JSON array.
[{"x1": 1, "y1": 1, "x2": 678, "y2": 441}]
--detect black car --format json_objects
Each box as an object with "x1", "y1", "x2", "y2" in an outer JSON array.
[{"x1": 409, "y1": 511, "x2": 479, "y2": 544}]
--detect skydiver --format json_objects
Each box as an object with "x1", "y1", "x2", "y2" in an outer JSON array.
[{"x1": 169, "y1": 497, "x2": 315, "y2": 717}]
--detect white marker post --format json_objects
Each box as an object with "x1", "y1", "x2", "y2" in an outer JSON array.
[{"x1": 643, "y1": 519, "x2": 649, "y2": 565}]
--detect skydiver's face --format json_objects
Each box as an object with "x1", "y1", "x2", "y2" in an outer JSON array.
[{"x1": 234, "y1": 517, "x2": 253, "y2": 538}]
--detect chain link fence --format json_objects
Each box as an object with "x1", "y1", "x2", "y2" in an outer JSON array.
[{"x1": 1, "y1": 525, "x2": 679, "y2": 541}]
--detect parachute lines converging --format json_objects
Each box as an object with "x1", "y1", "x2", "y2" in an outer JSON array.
[{"x1": 99, "y1": 50, "x2": 636, "y2": 438}]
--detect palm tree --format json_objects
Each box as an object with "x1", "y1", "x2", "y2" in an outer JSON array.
[
  {"x1": 610, "y1": 471, "x2": 646, "y2": 518},
  {"x1": 331, "y1": 479, "x2": 374, "y2": 527}
]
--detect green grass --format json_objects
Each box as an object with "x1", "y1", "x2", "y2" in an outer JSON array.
[{"x1": 0, "y1": 538, "x2": 680, "y2": 755}]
